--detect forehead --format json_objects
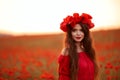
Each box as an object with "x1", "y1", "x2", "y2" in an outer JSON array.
[{"x1": 73, "y1": 24, "x2": 82, "y2": 29}]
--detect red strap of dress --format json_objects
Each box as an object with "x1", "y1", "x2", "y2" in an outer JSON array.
[{"x1": 58, "y1": 54, "x2": 70, "y2": 64}]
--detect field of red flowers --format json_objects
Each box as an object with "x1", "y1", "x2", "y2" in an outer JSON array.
[{"x1": 0, "y1": 29, "x2": 120, "y2": 80}]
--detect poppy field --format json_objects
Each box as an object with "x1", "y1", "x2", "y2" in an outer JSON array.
[{"x1": 0, "y1": 29, "x2": 120, "y2": 80}]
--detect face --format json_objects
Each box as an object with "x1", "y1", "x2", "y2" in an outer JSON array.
[{"x1": 71, "y1": 24, "x2": 84, "y2": 42}]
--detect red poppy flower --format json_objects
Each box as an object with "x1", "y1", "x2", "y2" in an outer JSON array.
[{"x1": 60, "y1": 12, "x2": 94, "y2": 32}]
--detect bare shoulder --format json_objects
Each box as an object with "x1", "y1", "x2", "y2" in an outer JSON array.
[{"x1": 60, "y1": 48, "x2": 69, "y2": 56}]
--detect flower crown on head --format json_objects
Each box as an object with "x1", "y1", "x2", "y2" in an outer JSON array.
[{"x1": 60, "y1": 13, "x2": 94, "y2": 32}]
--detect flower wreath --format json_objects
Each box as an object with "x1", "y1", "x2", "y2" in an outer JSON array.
[{"x1": 60, "y1": 13, "x2": 94, "y2": 32}]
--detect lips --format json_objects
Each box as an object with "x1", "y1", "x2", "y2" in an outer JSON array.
[{"x1": 76, "y1": 37, "x2": 81, "y2": 39}]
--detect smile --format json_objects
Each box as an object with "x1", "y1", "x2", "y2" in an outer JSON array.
[{"x1": 76, "y1": 37, "x2": 81, "y2": 39}]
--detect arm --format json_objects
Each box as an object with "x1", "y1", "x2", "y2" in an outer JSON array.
[{"x1": 58, "y1": 48, "x2": 70, "y2": 80}]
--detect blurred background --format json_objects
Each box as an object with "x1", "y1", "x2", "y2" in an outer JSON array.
[{"x1": 0, "y1": 0, "x2": 120, "y2": 80}]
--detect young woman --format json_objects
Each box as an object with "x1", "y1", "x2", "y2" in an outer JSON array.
[{"x1": 58, "y1": 13, "x2": 99, "y2": 80}]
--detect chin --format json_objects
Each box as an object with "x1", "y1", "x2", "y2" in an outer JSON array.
[{"x1": 75, "y1": 40, "x2": 82, "y2": 43}]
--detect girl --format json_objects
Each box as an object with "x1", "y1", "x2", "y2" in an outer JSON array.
[{"x1": 58, "y1": 13, "x2": 99, "y2": 80}]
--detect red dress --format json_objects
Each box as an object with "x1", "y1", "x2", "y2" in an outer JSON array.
[{"x1": 58, "y1": 52, "x2": 94, "y2": 80}]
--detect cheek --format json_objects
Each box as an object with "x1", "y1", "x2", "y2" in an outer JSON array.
[
  {"x1": 71, "y1": 32, "x2": 76, "y2": 37},
  {"x1": 81, "y1": 33, "x2": 85, "y2": 37}
]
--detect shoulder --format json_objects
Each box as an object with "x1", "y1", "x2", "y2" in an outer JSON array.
[
  {"x1": 58, "y1": 48, "x2": 70, "y2": 64},
  {"x1": 60, "y1": 48, "x2": 69, "y2": 56}
]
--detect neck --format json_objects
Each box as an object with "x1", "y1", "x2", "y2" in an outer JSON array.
[{"x1": 75, "y1": 42, "x2": 84, "y2": 53}]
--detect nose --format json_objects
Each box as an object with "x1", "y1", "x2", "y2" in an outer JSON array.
[{"x1": 76, "y1": 31, "x2": 81, "y2": 35}]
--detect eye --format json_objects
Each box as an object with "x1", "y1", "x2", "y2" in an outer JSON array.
[
  {"x1": 72, "y1": 29, "x2": 77, "y2": 32},
  {"x1": 80, "y1": 29, "x2": 83, "y2": 32}
]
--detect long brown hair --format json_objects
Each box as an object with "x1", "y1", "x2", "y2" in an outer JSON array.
[{"x1": 64, "y1": 23, "x2": 99, "y2": 80}]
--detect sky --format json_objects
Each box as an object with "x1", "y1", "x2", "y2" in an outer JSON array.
[{"x1": 0, "y1": 0, "x2": 120, "y2": 35}]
